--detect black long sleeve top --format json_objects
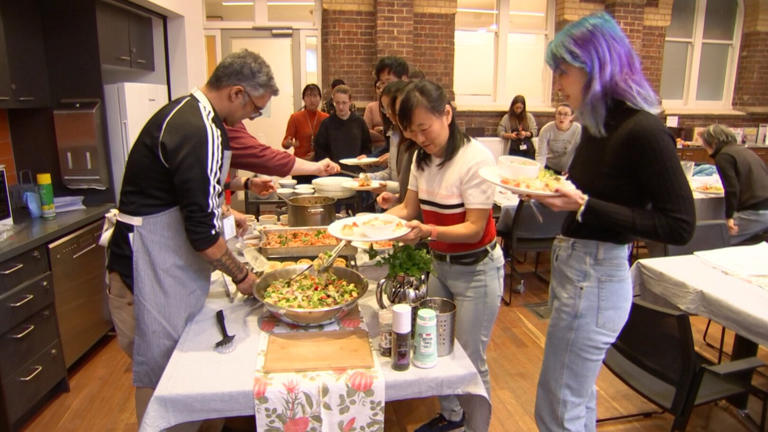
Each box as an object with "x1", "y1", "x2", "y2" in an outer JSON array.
[
  {"x1": 562, "y1": 101, "x2": 695, "y2": 245},
  {"x1": 314, "y1": 112, "x2": 372, "y2": 174},
  {"x1": 711, "y1": 144, "x2": 768, "y2": 218},
  {"x1": 107, "y1": 91, "x2": 228, "y2": 289}
]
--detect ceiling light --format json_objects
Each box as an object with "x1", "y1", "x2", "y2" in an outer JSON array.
[
  {"x1": 222, "y1": 1, "x2": 254, "y2": 5},
  {"x1": 267, "y1": 1, "x2": 314, "y2": 4},
  {"x1": 509, "y1": 10, "x2": 545, "y2": 17}
]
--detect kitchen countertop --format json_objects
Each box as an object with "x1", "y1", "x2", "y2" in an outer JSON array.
[{"x1": 0, "y1": 203, "x2": 114, "y2": 262}]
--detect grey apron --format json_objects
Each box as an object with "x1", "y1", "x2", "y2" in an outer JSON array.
[{"x1": 132, "y1": 151, "x2": 231, "y2": 388}]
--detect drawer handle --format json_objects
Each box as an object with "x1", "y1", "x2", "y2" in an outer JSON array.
[
  {"x1": 9, "y1": 294, "x2": 34, "y2": 307},
  {"x1": 17, "y1": 97, "x2": 35, "y2": 101},
  {"x1": 10, "y1": 324, "x2": 35, "y2": 339},
  {"x1": 1, "y1": 263, "x2": 23, "y2": 274},
  {"x1": 135, "y1": 59, "x2": 147, "y2": 64},
  {"x1": 72, "y1": 243, "x2": 97, "y2": 259},
  {"x1": 19, "y1": 365, "x2": 43, "y2": 381},
  {"x1": 118, "y1": 56, "x2": 131, "y2": 61}
]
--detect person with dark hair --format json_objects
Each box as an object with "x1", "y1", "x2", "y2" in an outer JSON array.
[
  {"x1": 375, "y1": 55, "x2": 409, "y2": 84},
  {"x1": 105, "y1": 49, "x2": 279, "y2": 424},
  {"x1": 321, "y1": 78, "x2": 356, "y2": 116},
  {"x1": 281, "y1": 83, "x2": 329, "y2": 160},
  {"x1": 536, "y1": 103, "x2": 582, "y2": 174},
  {"x1": 531, "y1": 13, "x2": 695, "y2": 431},
  {"x1": 314, "y1": 85, "x2": 371, "y2": 174},
  {"x1": 387, "y1": 80, "x2": 503, "y2": 432},
  {"x1": 370, "y1": 80, "x2": 417, "y2": 208},
  {"x1": 698, "y1": 124, "x2": 768, "y2": 244},
  {"x1": 498, "y1": 94, "x2": 537, "y2": 159},
  {"x1": 408, "y1": 67, "x2": 426, "y2": 80},
  {"x1": 364, "y1": 79, "x2": 387, "y2": 151}
]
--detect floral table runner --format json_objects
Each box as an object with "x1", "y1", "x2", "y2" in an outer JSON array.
[{"x1": 253, "y1": 308, "x2": 385, "y2": 432}]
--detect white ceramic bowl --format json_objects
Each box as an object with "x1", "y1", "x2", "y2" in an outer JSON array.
[
  {"x1": 259, "y1": 214, "x2": 278, "y2": 225},
  {"x1": 357, "y1": 214, "x2": 404, "y2": 239},
  {"x1": 278, "y1": 178, "x2": 298, "y2": 188},
  {"x1": 498, "y1": 155, "x2": 541, "y2": 179},
  {"x1": 295, "y1": 184, "x2": 315, "y2": 190},
  {"x1": 276, "y1": 188, "x2": 295, "y2": 198},
  {"x1": 295, "y1": 189, "x2": 315, "y2": 195}
]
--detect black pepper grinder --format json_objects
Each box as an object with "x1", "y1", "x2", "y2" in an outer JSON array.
[{"x1": 391, "y1": 304, "x2": 411, "y2": 371}]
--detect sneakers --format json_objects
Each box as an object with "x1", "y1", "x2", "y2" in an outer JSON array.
[{"x1": 414, "y1": 413, "x2": 465, "y2": 432}]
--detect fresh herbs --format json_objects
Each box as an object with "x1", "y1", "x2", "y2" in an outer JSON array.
[{"x1": 368, "y1": 243, "x2": 432, "y2": 278}]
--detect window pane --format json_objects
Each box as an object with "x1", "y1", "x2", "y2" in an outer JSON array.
[
  {"x1": 305, "y1": 36, "x2": 318, "y2": 86},
  {"x1": 454, "y1": 31, "x2": 495, "y2": 96},
  {"x1": 205, "y1": 0, "x2": 253, "y2": 22},
  {"x1": 268, "y1": 1, "x2": 315, "y2": 24},
  {"x1": 505, "y1": 33, "x2": 547, "y2": 105},
  {"x1": 703, "y1": 0, "x2": 737, "y2": 41},
  {"x1": 696, "y1": 43, "x2": 729, "y2": 101},
  {"x1": 667, "y1": 0, "x2": 695, "y2": 39},
  {"x1": 456, "y1": 0, "x2": 497, "y2": 30},
  {"x1": 507, "y1": 0, "x2": 546, "y2": 32},
  {"x1": 660, "y1": 41, "x2": 689, "y2": 100}
]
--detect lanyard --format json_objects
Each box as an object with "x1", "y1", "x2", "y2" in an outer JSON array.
[{"x1": 306, "y1": 109, "x2": 319, "y2": 140}]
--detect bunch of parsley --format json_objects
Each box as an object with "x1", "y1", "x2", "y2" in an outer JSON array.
[{"x1": 368, "y1": 243, "x2": 432, "y2": 278}]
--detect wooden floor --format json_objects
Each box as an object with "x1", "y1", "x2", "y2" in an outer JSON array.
[{"x1": 21, "y1": 254, "x2": 768, "y2": 432}]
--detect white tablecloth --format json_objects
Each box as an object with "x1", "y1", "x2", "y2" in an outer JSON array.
[
  {"x1": 631, "y1": 252, "x2": 768, "y2": 346},
  {"x1": 140, "y1": 273, "x2": 489, "y2": 431}
]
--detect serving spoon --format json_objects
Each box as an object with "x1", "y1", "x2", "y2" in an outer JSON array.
[{"x1": 288, "y1": 239, "x2": 349, "y2": 282}]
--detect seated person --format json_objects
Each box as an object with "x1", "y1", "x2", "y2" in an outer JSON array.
[
  {"x1": 314, "y1": 85, "x2": 372, "y2": 175},
  {"x1": 698, "y1": 124, "x2": 768, "y2": 244},
  {"x1": 498, "y1": 94, "x2": 537, "y2": 159},
  {"x1": 536, "y1": 103, "x2": 582, "y2": 174}
]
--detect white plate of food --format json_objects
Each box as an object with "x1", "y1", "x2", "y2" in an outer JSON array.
[
  {"x1": 339, "y1": 157, "x2": 379, "y2": 166},
  {"x1": 327, "y1": 215, "x2": 411, "y2": 241},
  {"x1": 693, "y1": 184, "x2": 724, "y2": 195},
  {"x1": 479, "y1": 166, "x2": 571, "y2": 196},
  {"x1": 342, "y1": 179, "x2": 386, "y2": 191}
]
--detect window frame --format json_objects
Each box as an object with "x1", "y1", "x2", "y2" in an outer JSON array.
[
  {"x1": 661, "y1": 0, "x2": 744, "y2": 111},
  {"x1": 453, "y1": 0, "x2": 555, "y2": 111}
]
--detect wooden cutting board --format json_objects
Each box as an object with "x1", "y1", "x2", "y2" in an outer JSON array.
[{"x1": 263, "y1": 328, "x2": 374, "y2": 373}]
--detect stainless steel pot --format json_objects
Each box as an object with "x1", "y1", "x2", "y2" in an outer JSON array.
[{"x1": 286, "y1": 195, "x2": 336, "y2": 226}]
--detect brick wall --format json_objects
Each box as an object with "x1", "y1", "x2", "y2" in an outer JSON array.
[
  {"x1": 412, "y1": 12, "x2": 454, "y2": 92},
  {"x1": 321, "y1": 8, "x2": 377, "y2": 103},
  {"x1": 375, "y1": 0, "x2": 413, "y2": 60}
]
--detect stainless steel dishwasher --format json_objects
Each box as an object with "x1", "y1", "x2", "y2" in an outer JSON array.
[{"x1": 48, "y1": 220, "x2": 112, "y2": 367}]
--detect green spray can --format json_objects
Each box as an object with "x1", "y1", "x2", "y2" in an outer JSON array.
[{"x1": 37, "y1": 173, "x2": 55, "y2": 219}]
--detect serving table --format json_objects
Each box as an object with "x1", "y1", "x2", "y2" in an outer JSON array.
[{"x1": 139, "y1": 266, "x2": 489, "y2": 432}]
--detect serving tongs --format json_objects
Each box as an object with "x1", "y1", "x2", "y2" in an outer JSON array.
[{"x1": 288, "y1": 239, "x2": 349, "y2": 282}]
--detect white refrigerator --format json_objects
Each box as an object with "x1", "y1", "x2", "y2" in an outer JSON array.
[{"x1": 104, "y1": 82, "x2": 168, "y2": 202}]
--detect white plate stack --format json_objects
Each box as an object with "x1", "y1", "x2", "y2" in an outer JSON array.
[{"x1": 312, "y1": 176, "x2": 356, "y2": 199}]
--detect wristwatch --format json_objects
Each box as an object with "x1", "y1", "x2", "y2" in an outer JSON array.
[{"x1": 243, "y1": 177, "x2": 252, "y2": 191}]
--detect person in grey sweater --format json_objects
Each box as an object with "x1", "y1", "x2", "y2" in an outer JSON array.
[
  {"x1": 699, "y1": 124, "x2": 768, "y2": 244},
  {"x1": 536, "y1": 103, "x2": 582, "y2": 174}
]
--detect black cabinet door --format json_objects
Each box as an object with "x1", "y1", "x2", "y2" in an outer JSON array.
[
  {"x1": 0, "y1": 1, "x2": 50, "y2": 108},
  {"x1": 95, "y1": 2, "x2": 132, "y2": 69},
  {"x1": 130, "y1": 12, "x2": 154, "y2": 71},
  {"x1": 0, "y1": 16, "x2": 11, "y2": 104}
]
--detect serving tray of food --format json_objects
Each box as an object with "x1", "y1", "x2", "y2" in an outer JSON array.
[{"x1": 258, "y1": 226, "x2": 358, "y2": 258}]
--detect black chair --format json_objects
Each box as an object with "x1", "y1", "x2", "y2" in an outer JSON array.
[
  {"x1": 601, "y1": 299, "x2": 766, "y2": 431},
  {"x1": 497, "y1": 200, "x2": 566, "y2": 306}
]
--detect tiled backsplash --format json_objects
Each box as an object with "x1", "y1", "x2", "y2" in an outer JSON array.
[{"x1": 0, "y1": 110, "x2": 16, "y2": 185}]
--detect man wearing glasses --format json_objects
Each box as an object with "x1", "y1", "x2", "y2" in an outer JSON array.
[{"x1": 105, "y1": 49, "x2": 279, "y2": 425}]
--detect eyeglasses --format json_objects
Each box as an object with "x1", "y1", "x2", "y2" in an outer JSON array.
[{"x1": 243, "y1": 89, "x2": 264, "y2": 120}]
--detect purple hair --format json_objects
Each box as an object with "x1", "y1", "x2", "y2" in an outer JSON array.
[{"x1": 546, "y1": 12, "x2": 659, "y2": 137}]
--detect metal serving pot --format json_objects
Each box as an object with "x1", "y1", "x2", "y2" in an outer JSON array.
[{"x1": 286, "y1": 195, "x2": 336, "y2": 226}]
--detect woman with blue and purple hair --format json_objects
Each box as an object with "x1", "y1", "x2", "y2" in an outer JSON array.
[{"x1": 529, "y1": 13, "x2": 695, "y2": 431}]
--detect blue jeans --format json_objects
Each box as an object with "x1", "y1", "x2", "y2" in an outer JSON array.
[
  {"x1": 428, "y1": 245, "x2": 504, "y2": 429},
  {"x1": 535, "y1": 237, "x2": 632, "y2": 432}
]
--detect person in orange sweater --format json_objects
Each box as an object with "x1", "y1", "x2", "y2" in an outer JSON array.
[{"x1": 282, "y1": 84, "x2": 329, "y2": 161}]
